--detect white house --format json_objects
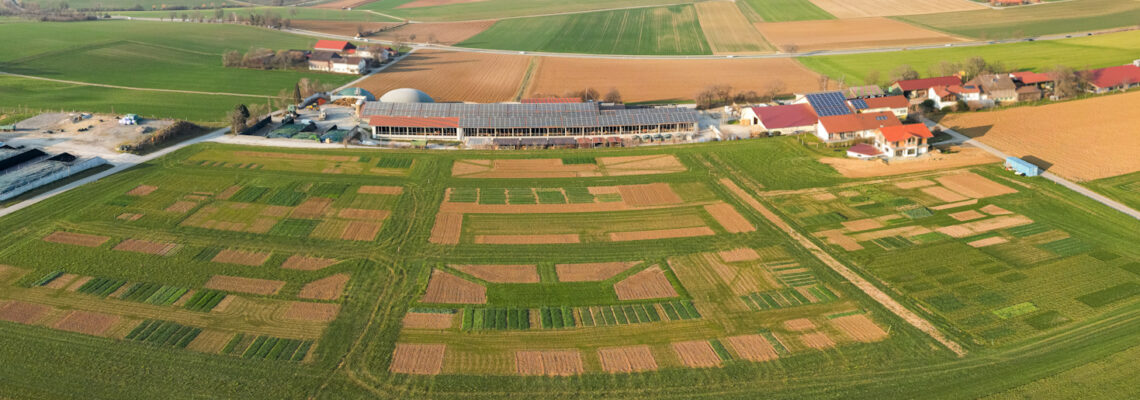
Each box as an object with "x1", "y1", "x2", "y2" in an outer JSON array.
[
  {"x1": 815, "y1": 111, "x2": 900, "y2": 143},
  {"x1": 873, "y1": 124, "x2": 934, "y2": 159}
]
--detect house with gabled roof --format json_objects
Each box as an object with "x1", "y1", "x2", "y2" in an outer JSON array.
[
  {"x1": 850, "y1": 95, "x2": 908, "y2": 119},
  {"x1": 814, "y1": 111, "x2": 900, "y2": 143},
  {"x1": 1084, "y1": 64, "x2": 1140, "y2": 93},
  {"x1": 969, "y1": 74, "x2": 1018, "y2": 103},
  {"x1": 314, "y1": 40, "x2": 357, "y2": 53},
  {"x1": 889, "y1": 76, "x2": 962, "y2": 99},
  {"x1": 739, "y1": 103, "x2": 818, "y2": 135},
  {"x1": 873, "y1": 124, "x2": 934, "y2": 159}
]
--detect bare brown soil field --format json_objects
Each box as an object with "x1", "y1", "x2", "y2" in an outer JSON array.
[
  {"x1": 526, "y1": 57, "x2": 821, "y2": 103},
  {"x1": 695, "y1": 1, "x2": 772, "y2": 54},
  {"x1": 672, "y1": 340, "x2": 721, "y2": 368},
  {"x1": 936, "y1": 215, "x2": 1032, "y2": 238},
  {"x1": 807, "y1": 0, "x2": 985, "y2": 18},
  {"x1": 819, "y1": 147, "x2": 1000, "y2": 178},
  {"x1": 212, "y1": 249, "x2": 271, "y2": 266},
  {"x1": 799, "y1": 332, "x2": 836, "y2": 349},
  {"x1": 43, "y1": 273, "x2": 78, "y2": 289},
  {"x1": 337, "y1": 208, "x2": 390, "y2": 220},
  {"x1": 726, "y1": 334, "x2": 779, "y2": 361},
  {"x1": 402, "y1": 312, "x2": 454, "y2": 329},
  {"x1": 756, "y1": 17, "x2": 962, "y2": 52},
  {"x1": 164, "y1": 201, "x2": 198, "y2": 214},
  {"x1": 599, "y1": 155, "x2": 687, "y2": 175},
  {"x1": 282, "y1": 301, "x2": 341, "y2": 323},
  {"x1": 117, "y1": 213, "x2": 143, "y2": 221},
  {"x1": 281, "y1": 255, "x2": 340, "y2": 271},
  {"x1": 949, "y1": 210, "x2": 986, "y2": 222},
  {"x1": 0, "y1": 300, "x2": 53, "y2": 324},
  {"x1": 943, "y1": 91, "x2": 1140, "y2": 181},
  {"x1": 186, "y1": 330, "x2": 232, "y2": 354},
  {"x1": 391, "y1": 343, "x2": 447, "y2": 375},
  {"x1": 841, "y1": 218, "x2": 884, "y2": 232},
  {"x1": 53, "y1": 310, "x2": 119, "y2": 336},
  {"x1": 784, "y1": 318, "x2": 817, "y2": 332},
  {"x1": 127, "y1": 185, "x2": 157, "y2": 196},
  {"x1": 610, "y1": 227, "x2": 716, "y2": 242},
  {"x1": 204, "y1": 275, "x2": 286, "y2": 295},
  {"x1": 718, "y1": 248, "x2": 760, "y2": 262},
  {"x1": 922, "y1": 186, "x2": 970, "y2": 203},
  {"x1": 43, "y1": 231, "x2": 109, "y2": 247},
  {"x1": 617, "y1": 183, "x2": 682, "y2": 207},
  {"x1": 452, "y1": 265, "x2": 539, "y2": 283},
  {"x1": 704, "y1": 203, "x2": 756, "y2": 233},
  {"x1": 370, "y1": 21, "x2": 496, "y2": 45},
  {"x1": 422, "y1": 269, "x2": 487, "y2": 304},
  {"x1": 292, "y1": 198, "x2": 334, "y2": 220},
  {"x1": 981, "y1": 204, "x2": 1012, "y2": 215},
  {"x1": 112, "y1": 239, "x2": 180, "y2": 256},
  {"x1": 816, "y1": 229, "x2": 864, "y2": 251},
  {"x1": 299, "y1": 273, "x2": 351, "y2": 300},
  {"x1": 598, "y1": 345, "x2": 659, "y2": 373},
  {"x1": 850, "y1": 225, "x2": 931, "y2": 242},
  {"x1": 288, "y1": 20, "x2": 399, "y2": 38},
  {"x1": 341, "y1": 221, "x2": 381, "y2": 241},
  {"x1": 614, "y1": 266, "x2": 679, "y2": 300},
  {"x1": 555, "y1": 262, "x2": 636, "y2": 282},
  {"x1": 474, "y1": 234, "x2": 581, "y2": 244},
  {"x1": 398, "y1": 0, "x2": 486, "y2": 9},
  {"x1": 358, "y1": 185, "x2": 404, "y2": 195},
  {"x1": 514, "y1": 350, "x2": 584, "y2": 376},
  {"x1": 931, "y1": 199, "x2": 978, "y2": 211},
  {"x1": 968, "y1": 236, "x2": 1009, "y2": 248},
  {"x1": 831, "y1": 314, "x2": 889, "y2": 342},
  {"x1": 895, "y1": 179, "x2": 935, "y2": 189},
  {"x1": 359, "y1": 50, "x2": 527, "y2": 103},
  {"x1": 937, "y1": 172, "x2": 1017, "y2": 198},
  {"x1": 430, "y1": 213, "x2": 463, "y2": 244},
  {"x1": 452, "y1": 158, "x2": 597, "y2": 178}
]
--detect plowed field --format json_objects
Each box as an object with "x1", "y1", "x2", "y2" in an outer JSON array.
[
  {"x1": 359, "y1": 50, "x2": 528, "y2": 103},
  {"x1": 755, "y1": 17, "x2": 962, "y2": 52}
]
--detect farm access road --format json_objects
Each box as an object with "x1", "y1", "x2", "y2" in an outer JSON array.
[{"x1": 923, "y1": 118, "x2": 1140, "y2": 221}]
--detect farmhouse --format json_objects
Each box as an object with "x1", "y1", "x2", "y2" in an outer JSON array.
[
  {"x1": 872, "y1": 124, "x2": 933, "y2": 159},
  {"x1": 890, "y1": 76, "x2": 962, "y2": 99},
  {"x1": 970, "y1": 74, "x2": 1018, "y2": 104},
  {"x1": 927, "y1": 84, "x2": 982, "y2": 109},
  {"x1": 308, "y1": 51, "x2": 367, "y2": 75},
  {"x1": 1084, "y1": 65, "x2": 1140, "y2": 93},
  {"x1": 851, "y1": 95, "x2": 909, "y2": 119},
  {"x1": 313, "y1": 39, "x2": 357, "y2": 53},
  {"x1": 1010, "y1": 71, "x2": 1053, "y2": 88},
  {"x1": 815, "y1": 111, "x2": 900, "y2": 143},
  {"x1": 739, "y1": 104, "x2": 818, "y2": 135}
]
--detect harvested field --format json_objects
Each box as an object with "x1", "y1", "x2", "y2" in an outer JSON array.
[
  {"x1": 289, "y1": 20, "x2": 399, "y2": 37},
  {"x1": 43, "y1": 231, "x2": 109, "y2": 247},
  {"x1": 755, "y1": 17, "x2": 961, "y2": 52},
  {"x1": 53, "y1": 310, "x2": 119, "y2": 336},
  {"x1": 186, "y1": 330, "x2": 232, "y2": 354},
  {"x1": 515, "y1": 350, "x2": 584, "y2": 376},
  {"x1": 430, "y1": 213, "x2": 463, "y2": 244},
  {"x1": 282, "y1": 301, "x2": 341, "y2": 323},
  {"x1": 842, "y1": 218, "x2": 884, "y2": 232},
  {"x1": 341, "y1": 221, "x2": 381, "y2": 241},
  {"x1": 555, "y1": 262, "x2": 636, "y2": 282},
  {"x1": 831, "y1": 314, "x2": 889, "y2": 342},
  {"x1": 817, "y1": 229, "x2": 864, "y2": 251},
  {"x1": 369, "y1": 21, "x2": 496, "y2": 45},
  {"x1": 968, "y1": 236, "x2": 1009, "y2": 248},
  {"x1": 784, "y1": 318, "x2": 817, "y2": 331},
  {"x1": 390, "y1": 343, "x2": 447, "y2": 375},
  {"x1": 402, "y1": 312, "x2": 454, "y2": 329},
  {"x1": 705, "y1": 203, "x2": 756, "y2": 233},
  {"x1": 311, "y1": 0, "x2": 374, "y2": 9},
  {"x1": 453, "y1": 159, "x2": 596, "y2": 178},
  {"x1": 338, "y1": 208, "x2": 390, "y2": 220},
  {"x1": 217, "y1": 185, "x2": 241, "y2": 200},
  {"x1": 806, "y1": 0, "x2": 984, "y2": 18},
  {"x1": 614, "y1": 266, "x2": 679, "y2": 300},
  {"x1": 599, "y1": 155, "x2": 687, "y2": 176},
  {"x1": 949, "y1": 210, "x2": 986, "y2": 222},
  {"x1": 164, "y1": 201, "x2": 198, "y2": 214},
  {"x1": 895, "y1": 179, "x2": 935, "y2": 189},
  {"x1": 422, "y1": 269, "x2": 487, "y2": 304},
  {"x1": 0, "y1": 301, "x2": 53, "y2": 324},
  {"x1": 617, "y1": 183, "x2": 682, "y2": 207},
  {"x1": 937, "y1": 172, "x2": 1017, "y2": 199},
  {"x1": 117, "y1": 213, "x2": 143, "y2": 221},
  {"x1": 359, "y1": 50, "x2": 527, "y2": 103},
  {"x1": 672, "y1": 340, "x2": 721, "y2": 368},
  {"x1": 397, "y1": 0, "x2": 486, "y2": 9},
  {"x1": 451, "y1": 265, "x2": 539, "y2": 283},
  {"x1": 799, "y1": 332, "x2": 836, "y2": 349},
  {"x1": 299, "y1": 273, "x2": 351, "y2": 300},
  {"x1": 281, "y1": 255, "x2": 339, "y2": 271},
  {"x1": 598, "y1": 345, "x2": 659, "y2": 373},
  {"x1": 67, "y1": 276, "x2": 93, "y2": 292},
  {"x1": 819, "y1": 147, "x2": 999, "y2": 178},
  {"x1": 526, "y1": 57, "x2": 821, "y2": 103},
  {"x1": 211, "y1": 249, "x2": 271, "y2": 266},
  {"x1": 610, "y1": 227, "x2": 716, "y2": 242},
  {"x1": 292, "y1": 198, "x2": 333, "y2": 219},
  {"x1": 358, "y1": 185, "x2": 404, "y2": 195},
  {"x1": 474, "y1": 234, "x2": 581, "y2": 244},
  {"x1": 203, "y1": 275, "x2": 286, "y2": 295},
  {"x1": 922, "y1": 186, "x2": 970, "y2": 203},
  {"x1": 127, "y1": 185, "x2": 157, "y2": 196},
  {"x1": 112, "y1": 239, "x2": 180, "y2": 256},
  {"x1": 981, "y1": 204, "x2": 1012, "y2": 215},
  {"x1": 695, "y1": 1, "x2": 772, "y2": 53},
  {"x1": 936, "y1": 215, "x2": 1033, "y2": 238},
  {"x1": 43, "y1": 273, "x2": 78, "y2": 289},
  {"x1": 719, "y1": 248, "x2": 761, "y2": 263},
  {"x1": 726, "y1": 334, "x2": 779, "y2": 362},
  {"x1": 944, "y1": 91, "x2": 1140, "y2": 181}
]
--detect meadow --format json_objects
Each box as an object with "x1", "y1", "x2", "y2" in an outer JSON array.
[
  {"x1": 359, "y1": 0, "x2": 700, "y2": 22},
  {"x1": 21, "y1": 0, "x2": 238, "y2": 11},
  {"x1": 797, "y1": 29, "x2": 1140, "y2": 86},
  {"x1": 896, "y1": 0, "x2": 1140, "y2": 39},
  {"x1": 458, "y1": 5, "x2": 712, "y2": 55},
  {"x1": 113, "y1": 6, "x2": 400, "y2": 21},
  {"x1": 1085, "y1": 172, "x2": 1140, "y2": 212},
  {"x1": 737, "y1": 0, "x2": 835, "y2": 22}
]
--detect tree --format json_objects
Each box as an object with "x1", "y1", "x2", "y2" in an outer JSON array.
[
  {"x1": 864, "y1": 70, "x2": 881, "y2": 87},
  {"x1": 890, "y1": 64, "x2": 920, "y2": 82},
  {"x1": 694, "y1": 85, "x2": 732, "y2": 109},
  {"x1": 221, "y1": 50, "x2": 241, "y2": 67},
  {"x1": 762, "y1": 80, "x2": 786, "y2": 101},
  {"x1": 932, "y1": 60, "x2": 960, "y2": 78},
  {"x1": 356, "y1": 24, "x2": 365, "y2": 37},
  {"x1": 214, "y1": 7, "x2": 222, "y2": 21},
  {"x1": 230, "y1": 104, "x2": 250, "y2": 134},
  {"x1": 603, "y1": 88, "x2": 622, "y2": 103},
  {"x1": 818, "y1": 74, "x2": 830, "y2": 90},
  {"x1": 1049, "y1": 65, "x2": 1085, "y2": 99},
  {"x1": 293, "y1": 83, "x2": 303, "y2": 105}
]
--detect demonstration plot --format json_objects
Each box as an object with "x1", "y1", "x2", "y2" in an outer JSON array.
[{"x1": 451, "y1": 155, "x2": 686, "y2": 178}]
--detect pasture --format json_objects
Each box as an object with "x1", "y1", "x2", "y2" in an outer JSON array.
[
  {"x1": 0, "y1": 75, "x2": 247, "y2": 123},
  {"x1": 458, "y1": 5, "x2": 713, "y2": 55},
  {"x1": 897, "y1": 0, "x2": 1140, "y2": 39}
]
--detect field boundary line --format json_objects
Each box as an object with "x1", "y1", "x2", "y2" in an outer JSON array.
[
  {"x1": 716, "y1": 177, "x2": 967, "y2": 357},
  {"x1": 0, "y1": 71, "x2": 274, "y2": 99}
]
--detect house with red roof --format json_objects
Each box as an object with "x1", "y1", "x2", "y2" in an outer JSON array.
[
  {"x1": 889, "y1": 76, "x2": 962, "y2": 99},
  {"x1": 872, "y1": 124, "x2": 934, "y2": 158},
  {"x1": 927, "y1": 84, "x2": 983, "y2": 109},
  {"x1": 313, "y1": 40, "x2": 357, "y2": 53},
  {"x1": 1010, "y1": 71, "x2": 1053, "y2": 87},
  {"x1": 1084, "y1": 64, "x2": 1140, "y2": 93},
  {"x1": 740, "y1": 103, "x2": 818, "y2": 135},
  {"x1": 852, "y1": 95, "x2": 909, "y2": 119},
  {"x1": 814, "y1": 111, "x2": 900, "y2": 143}
]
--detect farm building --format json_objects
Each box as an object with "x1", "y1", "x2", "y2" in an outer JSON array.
[
  {"x1": 0, "y1": 148, "x2": 106, "y2": 201},
  {"x1": 890, "y1": 76, "x2": 962, "y2": 99},
  {"x1": 872, "y1": 124, "x2": 933, "y2": 159},
  {"x1": 1010, "y1": 71, "x2": 1053, "y2": 88},
  {"x1": 331, "y1": 87, "x2": 376, "y2": 102},
  {"x1": 970, "y1": 74, "x2": 1018, "y2": 104},
  {"x1": 795, "y1": 91, "x2": 855, "y2": 117},
  {"x1": 815, "y1": 111, "x2": 900, "y2": 143},
  {"x1": 309, "y1": 52, "x2": 367, "y2": 75},
  {"x1": 927, "y1": 84, "x2": 983, "y2": 109},
  {"x1": 1016, "y1": 86, "x2": 1043, "y2": 102},
  {"x1": 1084, "y1": 65, "x2": 1140, "y2": 93},
  {"x1": 846, "y1": 143, "x2": 882, "y2": 159},
  {"x1": 739, "y1": 104, "x2": 818, "y2": 135},
  {"x1": 844, "y1": 85, "x2": 886, "y2": 99},
  {"x1": 361, "y1": 100, "x2": 698, "y2": 142},
  {"x1": 1005, "y1": 157, "x2": 1041, "y2": 176},
  {"x1": 851, "y1": 95, "x2": 909, "y2": 119},
  {"x1": 313, "y1": 40, "x2": 357, "y2": 53},
  {"x1": 521, "y1": 97, "x2": 583, "y2": 104}
]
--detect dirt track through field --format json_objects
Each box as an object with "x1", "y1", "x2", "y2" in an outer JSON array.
[
  {"x1": 452, "y1": 265, "x2": 539, "y2": 283},
  {"x1": 391, "y1": 343, "x2": 447, "y2": 375},
  {"x1": 359, "y1": 50, "x2": 528, "y2": 103},
  {"x1": 756, "y1": 17, "x2": 962, "y2": 52},
  {"x1": 614, "y1": 266, "x2": 679, "y2": 300},
  {"x1": 556, "y1": 262, "x2": 636, "y2": 282},
  {"x1": 422, "y1": 269, "x2": 486, "y2": 304}
]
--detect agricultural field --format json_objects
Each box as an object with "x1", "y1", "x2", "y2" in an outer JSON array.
[
  {"x1": 112, "y1": 7, "x2": 400, "y2": 22},
  {"x1": 897, "y1": 0, "x2": 1140, "y2": 39},
  {"x1": 20, "y1": 0, "x2": 238, "y2": 11},
  {"x1": 694, "y1": 1, "x2": 772, "y2": 53},
  {"x1": 358, "y1": 0, "x2": 701, "y2": 22},
  {"x1": 756, "y1": 17, "x2": 963, "y2": 52},
  {"x1": 797, "y1": 29, "x2": 1140, "y2": 86},
  {"x1": 363, "y1": 21, "x2": 496, "y2": 45},
  {"x1": 357, "y1": 50, "x2": 530, "y2": 103},
  {"x1": 1085, "y1": 172, "x2": 1140, "y2": 212},
  {"x1": 736, "y1": 0, "x2": 835, "y2": 22},
  {"x1": 458, "y1": 5, "x2": 712, "y2": 56},
  {"x1": 805, "y1": 0, "x2": 986, "y2": 19}
]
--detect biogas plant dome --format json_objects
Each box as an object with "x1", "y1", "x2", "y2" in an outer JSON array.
[{"x1": 379, "y1": 88, "x2": 435, "y2": 104}]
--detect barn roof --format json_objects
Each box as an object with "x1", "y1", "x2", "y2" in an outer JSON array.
[
  {"x1": 1010, "y1": 71, "x2": 1053, "y2": 85},
  {"x1": 314, "y1": 40, "x2": 354, "y2": 51},
  {"x1": 847, "y1": 143, "x2": 882, "y2": 156},
  {"x1": 819, "y1": 111, "x2": 900, "y2": 133},
  {"x1": 363, "y1": 102, "x2": 697, "y2": 129},
  {"x1": 861, "y1": 95, "x2": 908, "y2": 110},
  {"x1": 892, "y1": 76, "x2": 962, "y2": 92},
  {"x1": 368, "y1": 116, "x2": 459, "y2": 128},
  {"x1": 1085, "y1": 65, "x2": 1140, "y2": 89},
  {"x1": 750, "y1": 104, "x2": 817, "y2": 129}
]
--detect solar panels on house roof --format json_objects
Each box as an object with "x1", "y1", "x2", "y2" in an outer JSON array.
[
  {"x1": 850, "y1": 99, "x2": 869, "y2": 110},
  {"x1": 804, "y1": 91, "x2": 853, "y2": 117}
]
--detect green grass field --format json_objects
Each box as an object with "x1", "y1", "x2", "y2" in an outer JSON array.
[
  {"x1": 896, "y1": 0, "x2": 1140, "y2": 40},
  {"x1": 797, "y1": 29, "x2": 1140, "y2": 86},
  {"x1": 2, "y1": 137, "x2": 1140, "y2": 397},
  {"x1": 113, "y1": 6, "x2": 400, "y2": 21},
  {"x1": 458, "y1": 5, "x2": 711, "y2": 55},
  {"x1": 1084, "y1": 172, "x2": 1140, "y2": 212},
  {"x1": 737, "y1": 0, "x2": 835, "y2": 22},
  {"x1": 22, "y1": 0, "x2": 239, "y2": 11},
  {"x1": 359, "y1": 0, "x2": 700, "y2": 22}
]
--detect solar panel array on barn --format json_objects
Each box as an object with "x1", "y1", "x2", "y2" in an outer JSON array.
[
  {"x1": 804, "y1": 91, "x2": 853, "y2": 117},
  {"x1": 362, "y1": 102, "x2": 698, "y2": 129}
]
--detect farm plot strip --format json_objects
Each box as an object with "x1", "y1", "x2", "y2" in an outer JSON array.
[
  {"x1": 717, "y1": 178, "x2": 966, "y2": 356},
  {"x1": 0, "y1": 71, "x2": 272, "y2": 99}
]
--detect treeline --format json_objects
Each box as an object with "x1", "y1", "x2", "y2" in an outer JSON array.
[
  {"x1": 864, "y1": 56, "x2": 1088, "y2": 99},
  {"x1": 695, "y1": 81, "x2": 787, "y2": 109},
  {"x1": 529, "y1": 88, "x2": 624, "y2": 103},
  {"x1": 222, "y1": 48, "x2": 307, "y2": 70}
]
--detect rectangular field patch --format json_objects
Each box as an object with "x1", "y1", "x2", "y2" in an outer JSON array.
[
  {"x1": 211, "y1": 249, "x2": 271, "y2": 266},
  {"x1": 113, "y1": 239, "x2": 181, "y2": 256},
  {"x1": 610, "y1": 227, "x2": 715, "y2": 241},
  {"x1": 725, "y1": 334, "x2": 778, "y2": 362},
  {"x1": 672, "y1": 340, "x2": 721, "y2": 368},
  {"x1": 830, "y1": 314, "x2": 888, "y2": 342},
  {"x1": 43, "y1": 231, "x2": 109, "y2": 247},
  {"x1": 704, "y1": 203, "x2": 755, "y2": 233},
  {"x1": 514, "y1": 350, "x2": 584, "y2": 376},
  {"x1": 555, "y1": 262, "x2": 637, "y2": 282},
  {"x1": 299, "y1": 273, "x2": 350, "y2": 300},
  {"x1": 53, "y1": 310, "x2": 120, "y2": 336},
  {"x1": 402, "y1": 312, "x2": 454, "y2": 329},
  {"x1": 0, "y1": 300, "x2": 53, "y2": 325},
  {"x1": 451, "y1": 265, "x2": 539, "y2": 283},
  {"x1": 204, "y1": 275, "x2": 285, "y2": 295},
  {"x1": 598, "y1": 345, "x2": 658, "y2": 373},
  {"x1": 390, "y1": 343, "x2": 446, "y2": 375},
  {"x1": 281, "y1": 255, "x2": 339, "y2": 271},
  {"x1": 474, "y1": 234, "x2": 581, "y2": 244},
  {"x1": 422, "y1": 269, "x2": 487, "y2": 304},
  {"x1": 614, "y1": 266, "x2": 679, "y2": 301}
]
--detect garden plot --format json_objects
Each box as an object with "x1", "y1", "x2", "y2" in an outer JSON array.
[
  {"x1": 452, "y1": 155, "x2": 684, "y2": 178},
  {"x1": 390, "y1": 343, "x2": 447, "y2": 375},
  {"x1": 514, "y1": 350, "x2": 584, "y2": 376}
]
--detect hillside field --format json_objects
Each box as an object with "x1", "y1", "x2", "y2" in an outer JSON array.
[
  {"x1": 359, "y1": 0, "x2": 700, "y2": 21},
  {"x1": 737, "y1": 0, "x2": 835, "y2": 22},
  {"x1": 112, "y1": 6, "x2": 401, "y2": 21},
  {"x1": 897, "y1": 0, "x2": 1140, "y2": 39}
]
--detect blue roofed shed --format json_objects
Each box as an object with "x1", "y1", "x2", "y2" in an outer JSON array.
[{"x1": 1005, "y1": 157, "x2": 1040, "y2": 177}]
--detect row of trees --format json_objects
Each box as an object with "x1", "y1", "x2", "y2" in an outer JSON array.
[
  {"x1": 695, "y1": 81, "x2": 786, "y2": 109},
  {"x1": 222, "y1": 48, "x2": 308, "y2": 70},
  {"x1": 527, "y1": 88, "x2": 624, "y2": 103}
]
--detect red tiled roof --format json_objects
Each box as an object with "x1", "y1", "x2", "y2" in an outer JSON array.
[
  {"x1": 861, "y1": 95, "x2": 908, "y2": 109},
  {"x1": 892, "y1": 76, "x2": 962, "y2": 92},
  {"x1": 847, "y1": 143, "x2": 882, "y2": 156},
  {"x1": 521, "y1": 97, "x2": 583, "y2": 104},
  {"x1": 314, "y1": 40, "x2": 353, "y2": 51},
  {"x1": 878, "y1": 124, "x2": 933, "y2": 142},
  {"x1": 931, "y1": 86, "x2": 953, "y2": 99},
  {"x1": 1010, "y1": 71, "x2": 1053, "y2": 85},
  {"x1": 819, "y1": 111, "x2": 900, "y2": 133},
  {"x1": 368, "y1": 116, "x2": 459, "y2": 128},
  {"x1": 751, "y1": 104, "x2": 818, "y2": 129},
  {"x1": 947, "y1": 84, "x2": 980, "y2": 94},
  {"x1": 1085, "y1": 65, "x2": 1140, "y2": 89}
]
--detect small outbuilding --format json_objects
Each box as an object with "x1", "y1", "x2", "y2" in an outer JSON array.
[{"x1": 1005, "y1": 157, "x2": 1041, "y2": 177}]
